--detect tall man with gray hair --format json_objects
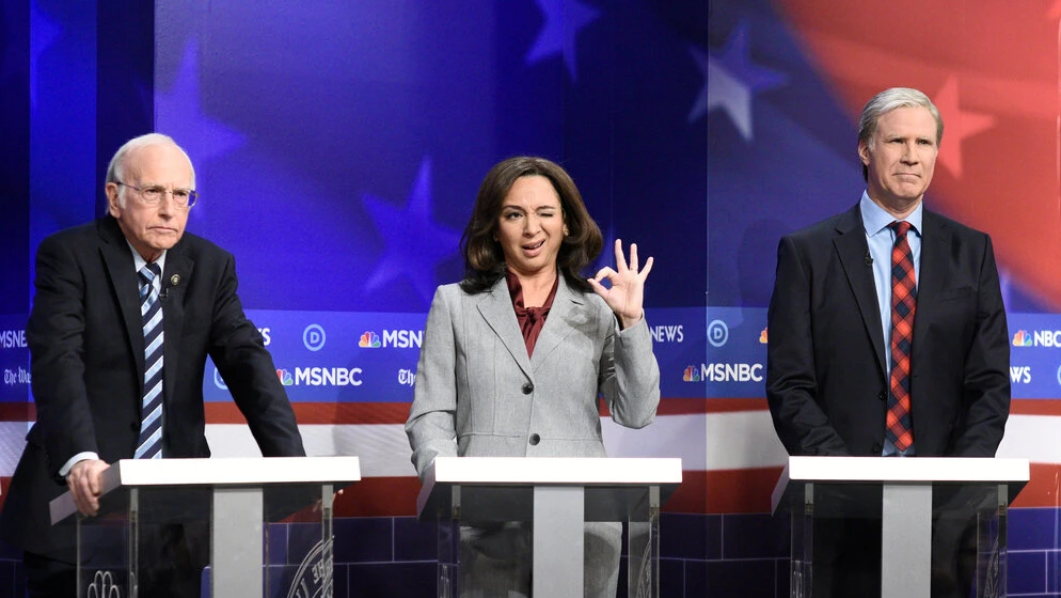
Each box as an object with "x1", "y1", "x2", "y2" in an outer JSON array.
[
  {"x1": 0, "y1": 133, "x2": 305, "y2": 597},
  {"x1": 766, "y1": 88, "x2": 1010, "y2": 596}
]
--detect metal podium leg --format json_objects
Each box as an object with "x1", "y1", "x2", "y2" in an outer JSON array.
[
  {"x1": 882, "y1": 484, "x2": 931, "y2": 598},
  {"x1": 212, "y1": 487, "x2": 264, "y2": 597},
  {"x1": 129, "y1": 488, "x2": 140, "y2": 598},
  {"x1": 533, "y1": 486, "x2": 584, "y2": 598}
]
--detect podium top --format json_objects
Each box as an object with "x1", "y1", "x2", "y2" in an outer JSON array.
[
  {"x1": 770, "y1": 456, "x2": 1030, "y2": 514},
  {"x1": 50, "y1": 456, "x2": 360, "y2": 524},
  {"x1": 416, "y1": 457, "x2": 682, "y2": 518}
]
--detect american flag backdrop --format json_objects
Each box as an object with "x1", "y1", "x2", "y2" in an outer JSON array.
[{"x1": 2, "y1": 0, "x2": 1061, "y2": 568}]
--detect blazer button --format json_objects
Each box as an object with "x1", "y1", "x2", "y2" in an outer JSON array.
[
  {"x1": 877, "y1": 391, "x2": 887, "y2": 401},
  {"x1": 522, "y1": 382, "x2": 534, "y2": 395},
  {"x1": 871, "y1": 443, "x2": 882, "y2": 454},
  {"x1": 529, "y1": 433, "x2": 541, "y2": 446}
]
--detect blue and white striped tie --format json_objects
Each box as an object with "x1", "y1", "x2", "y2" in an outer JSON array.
[{"x1": 135, "y1": 263, "x2": 164, "y2": 459}]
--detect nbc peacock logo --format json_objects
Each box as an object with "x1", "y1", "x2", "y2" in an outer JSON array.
[
  {"x1": 359, "y1": 331, "x2": 381, "y2": 348},
  {"x1": 1012, "y1": 331, "x2": 1033, "y2": 347},
  {"x1": 683, "y1": 366, "x2": 701, "y2": 382},
  {"x1": 276, "y1": 369, "x2": 294, "y2": 386}
]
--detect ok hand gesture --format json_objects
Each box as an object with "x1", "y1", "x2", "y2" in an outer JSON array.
[{"x1": 588, "y1": 239, "x2": 654, "y2": 329}]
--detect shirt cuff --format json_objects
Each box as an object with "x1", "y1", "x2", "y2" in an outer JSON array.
[{"x1": 59, "y1": 452, "x2": 100, "y2": 477}]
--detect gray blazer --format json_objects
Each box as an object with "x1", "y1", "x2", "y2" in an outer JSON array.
[{"x1": 406, "y1": 276, "x2": 661, "y2": 479}]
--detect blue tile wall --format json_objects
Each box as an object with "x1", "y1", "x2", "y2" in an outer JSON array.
[
  {"x1": 661, "y1": 513, "x2": 720, "y2": 560},
  {"x1": 682, "y1": 559, "x2": 708, "y2": 596},
  {"x1": 1011, "y1": 508, "x2": 1061, "y2": 551},
  {"x1": 721, "y1": 513, "x2": 788, "y2": 559},
  {"x1": 705, "y1": 558, "x2": 776, "y2": 597},
  {"x1": 656, "y1": 558, "x2": 688, "y2": 596},
  {"x1": 346, "y1": 562, "x2": 436, "y2": 598},
  {"x1": 1048, "y1": 550, "x2": 1060, "y2": 593},
  {"x1": 2, "y1": 511, "x2": 1061, "y2": 597},
  {"x1": 264, "y1": 521, "x2": 289, "y2": 565},
  {"x1": 333, "y1": 517, "x2": 395, "y2": 563},
  {"x1": 332, "y1": 564, "x2": 349, "y2": 598},
  {"x1": 394, "y1": 517, "x2": 438, "y2": 562},
  {"x1": 775, "y1": 558, "x2": 791, "y2": 598},
  {"x1": 1006, "y1": 550, "x2": 1046, "y2": 595}
]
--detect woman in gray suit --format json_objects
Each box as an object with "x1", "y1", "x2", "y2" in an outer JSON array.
[{"x1": 405, "y1": 156, "x2": 661, "y2": 597}]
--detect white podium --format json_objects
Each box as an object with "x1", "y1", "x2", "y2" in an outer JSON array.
[
  {"x1": 50, "y1": 456, "x2": 361, "y2": 598},
  {"x1": 771, "y1": 457, "x2": 1029, "y2": 598},
  {"x1": 416, "y1": 457, "x2": 682, "y2": 598}
]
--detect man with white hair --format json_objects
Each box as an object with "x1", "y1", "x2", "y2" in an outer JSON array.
[
  {"x1": 766, "y1": 88, "x2": 1010, "y2": 597},
  {"x1": 0, "y1": 133, "x2": 305, "y2": 597}
]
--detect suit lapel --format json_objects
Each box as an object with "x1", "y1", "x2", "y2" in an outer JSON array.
[
  {"x1": 912, "y1": 211, "x2": 948, "y2": 351},
  {"x1": 476, "y1": 279, "x2": 534, "y2": 378},
  {"x1": 161, "y1": 241, "x2": 194, "y2": 405},
  {"x1": 98, "y1": 218, "x2": 145, "y2": 385},
  {"x1": 833, "y1": 206, "x2": 888, "y2": 376},
  {"x1": 530, "y1": 278, "x2": 585, "y2": 371}
]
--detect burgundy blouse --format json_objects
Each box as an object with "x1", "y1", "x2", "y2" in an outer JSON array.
[{"x1": 504, "y1": 270, "x2": 559, "y2": 357}]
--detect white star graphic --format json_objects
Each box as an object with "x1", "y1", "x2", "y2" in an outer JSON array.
[
  {"x1": 707, "y1": 23, "x2": 786, "y2": 142},
  {"x1": 689, "y1": 47, "x2": 709, "y2": 123},
  {"x1": 26, "y1": 5, "x2": 60, "y2": 109},
  {"x1": 155, "y1": 40, "x2": 244, "y2": 174},
  {"x1": 525, "y1": 0, "x2": 601, "y2": 81},
  {"x1": 362, "y1": 157, "x2": 462, "y2": 305}
]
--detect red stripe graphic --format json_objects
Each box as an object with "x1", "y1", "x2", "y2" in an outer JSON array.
[{"x1": 2, "y1": 398, "x2": 1058, "y2": 424}]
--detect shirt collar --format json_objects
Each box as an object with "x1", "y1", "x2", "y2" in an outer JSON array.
[
  {"x1": 860, "y1": 190, "x2": 923, "y2": 238},
  {"x1": 127, "y1": 240, "x2": 167, "y2": 276}
]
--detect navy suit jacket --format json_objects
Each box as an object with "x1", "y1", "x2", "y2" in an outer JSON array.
[
  {"x1": 0, "y1": 216, "x2": 305, "y2": 560},
  {"x1": 766, "y1": 203, "x2": 1010, "y2": 457}
]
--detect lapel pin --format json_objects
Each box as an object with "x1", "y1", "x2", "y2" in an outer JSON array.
[{"x1": 170, "y1": 274, "x2": 181, "y2": 286}]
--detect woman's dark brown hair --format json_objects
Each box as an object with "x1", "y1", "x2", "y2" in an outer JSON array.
[{"x1": 459, "y1": 156, "x2": 603, "y2": 294}]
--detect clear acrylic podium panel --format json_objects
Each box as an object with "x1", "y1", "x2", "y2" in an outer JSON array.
[
  {"x1": 430, "y1": 485, "x2": 664, "y2": 598},
  {"x1": 417, "y1": 458, "x2": 682, "y2": 598},
  {"x1": 72, "y1": 482, "x2": 335, "y2": 598},
  {"x1": 784, "y1": 481, "x2": 1010, "y2": 598}
]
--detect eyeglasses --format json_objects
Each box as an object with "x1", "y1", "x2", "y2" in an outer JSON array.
[{"x1": 115, "y1": 181, "x2": 199, "y2": 208}]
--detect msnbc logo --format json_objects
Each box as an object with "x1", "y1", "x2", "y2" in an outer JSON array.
[
  {"x1": 360, "y1": 330, "x2": 423, "y2": 348},
  {"x1": 360, "y1": 332, "x2": 381, "y2": 348},
  {"x1": 684, "y1": 363, "x2": 763, "y2": 382},
  {"x1": 1012, "y1": 331, "x2": 1033, "y2": 347},
  {"x1": 0, "y1": 329, "x2": 26, "y2": 349},
  {"x1": 276, "y1": 367, "x2": 363, "y2": 386},
  {"x1": 277, "y1": 369, "x2": 294, "y2": 386},
  {"x1": 759, "y1": 328, "x2": 768, "y2": 344}
]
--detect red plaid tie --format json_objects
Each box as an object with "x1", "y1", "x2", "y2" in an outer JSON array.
[{"x1": 887, "y1": 221, "x2": 916, "y2": 451}]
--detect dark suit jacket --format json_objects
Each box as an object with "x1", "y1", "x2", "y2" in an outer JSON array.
[
  {"x1": 766, "y1": 203, "x2": 1010, "y2": 458},
  {"x1": 0, "y1": 216, "x2": 305, "y2": 560}
]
